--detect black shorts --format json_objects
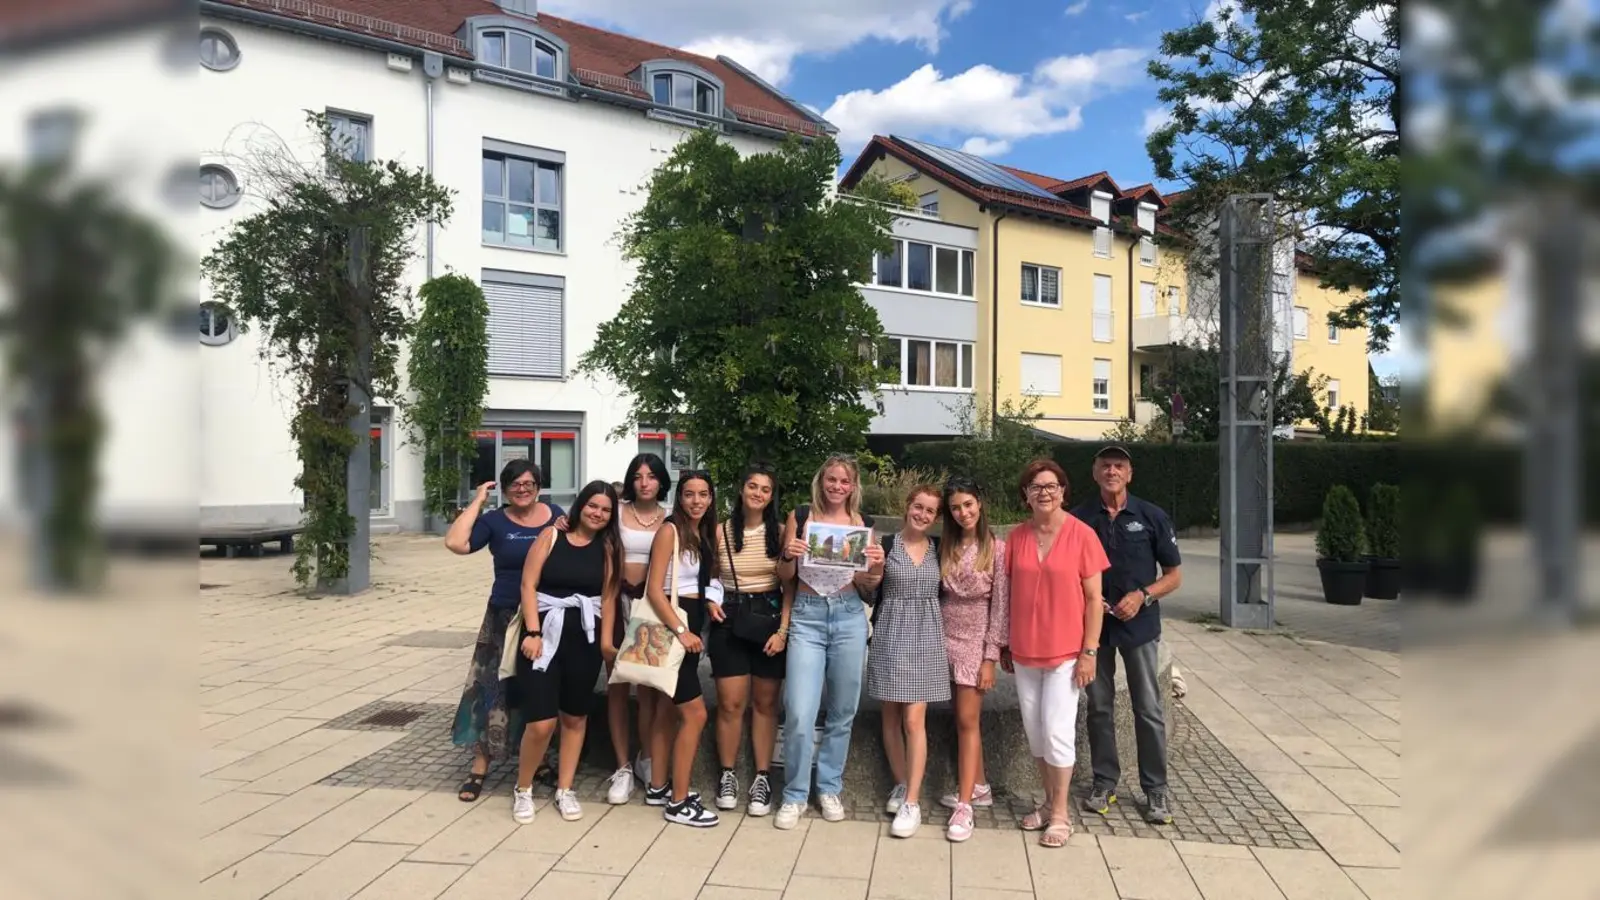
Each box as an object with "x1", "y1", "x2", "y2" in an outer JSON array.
[
  {"x1": 666, "y1": 597, "x2": 707, "y2": 705},
  {"x1": 708, "y1": 614, "x2": 786, "y2": 681},
  {"x1": 515, "y1": 608, "x2": 602, "y2": 722}
]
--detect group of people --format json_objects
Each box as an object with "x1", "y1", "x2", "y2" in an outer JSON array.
[{"x1": 443, "y1": 444, "x2": 1182, "y2": 847}]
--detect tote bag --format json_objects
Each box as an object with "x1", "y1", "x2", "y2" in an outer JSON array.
[{"x1": 609, "y1": 527, "x2": 687, "y2": 695}]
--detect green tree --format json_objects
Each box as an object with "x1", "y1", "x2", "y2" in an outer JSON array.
[
  {"x1": 1147, "y1": 0, "x2": 1399, "y2": 351},
  {"x1": 1145, "y1": 344, "x2": 1327, "y2": 441},
  {"x1": 1365, "y1": 365, "x2": 1400, "y2": 432},
  {"x1": 576, "y1": 129, "x2": 895, "y2": 503},
  {"x1": 204, "y1": 112, "x2": 453, "y2": 591},
  {"x1": 946, "y1": 393, "x2": 1049, "y2": 521},
  {"x1": 404, "y1": 273, "x2": 490, "y2": 524},
  {"x1": 0, "y1": 153, "x2": 183, "y2": 590}
]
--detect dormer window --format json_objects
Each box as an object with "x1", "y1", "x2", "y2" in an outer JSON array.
[
  {"x1": 638, "y1": 60, "x2": 725, "y2": 123},
  {"x1": 480, "y1": 29, "x2": 558, "y2": 79}
]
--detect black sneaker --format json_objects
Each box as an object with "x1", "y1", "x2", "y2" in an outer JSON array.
[
  {"x1": 715, "y1": 769, "x2": 740, "y2": 811},
  {"x1": 664, "y1": 793, "x2": 720, "y2": 828},
  {"x1": 644, "y1": 784, "x2": 671, "y2": 807},
  {"x1": 747, "y1": 773, "x2": 774, "y2": 817}
]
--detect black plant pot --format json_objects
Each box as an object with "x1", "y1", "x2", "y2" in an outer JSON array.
[
  {"x1": 1363, "y1": 556, "x2": 1402, "y2": 600},
  {"x1": 1317, "y1": 558, "x2": 1369, "y2": 606}
]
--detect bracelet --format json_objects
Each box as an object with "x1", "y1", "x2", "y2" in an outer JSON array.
[{"x1": 524, "y1": 630, "x2": 542, "y2": 638}]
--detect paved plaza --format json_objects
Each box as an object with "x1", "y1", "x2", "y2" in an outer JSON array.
[{"x1": 187, "y1": 532, "x2": 1409, "y2": 899}]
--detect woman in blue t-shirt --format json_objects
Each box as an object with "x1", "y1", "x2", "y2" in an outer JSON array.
[{"x1": 444, "y1": 459, "x2": 566, "y2": 802}]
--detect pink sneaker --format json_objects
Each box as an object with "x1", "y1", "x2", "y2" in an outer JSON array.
[
  {"x1": 940, "y1": 783, "x2": 994, "y2": 809},
  {"x1": 946, "y1": 802, "x2": 975, "y2": 843}
]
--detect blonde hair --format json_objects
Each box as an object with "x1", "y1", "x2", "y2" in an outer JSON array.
[{"x1": 810, "y1": 453, "x2": 864, "y2": 524}]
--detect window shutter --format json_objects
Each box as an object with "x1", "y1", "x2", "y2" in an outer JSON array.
[
  {"x1": 484, "y1": 279, "x2": 564, "y2": 378},
  {"x1": 1140, "y1": 282, "x2": 1156, "y2": 316},
  {"x1": 1093, "y1": 274, "x2": 1113, "y2": 341}
]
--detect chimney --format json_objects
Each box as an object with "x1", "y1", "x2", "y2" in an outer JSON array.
[{"x1": 494, "y1": 0, "x2": 536, "y2": 15}]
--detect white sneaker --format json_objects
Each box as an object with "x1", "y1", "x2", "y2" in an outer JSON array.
[
  {"x1": 890, "y1": 801, "x2": 922, "y2": 838},
  {"x1": 555, "y1": 789, "x2": 583, "y2": 821},
  {"x1": 774, "y1": 802, "x2": 803, "y2": 830},
  {"x1": 939, "y1": 783, "x2": 994, "y2": 809},
  {"x1": 606, "y1": 766, "x2": 634, "y2": 805},
  {"x1": 885, "y1": 783, "x2": 908, "y2": 815},
  {"x1": 512, "y1": 786, "x2": 536, "y2": 824},
  {"x1": 633, "y1": 753, "x2": 652, "y2": 786},
  {"x1": 818, "y1": 793, "x2": 846, "y2": 822}
]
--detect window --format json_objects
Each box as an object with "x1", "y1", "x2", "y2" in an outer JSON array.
[
  {"x1": 869, "y1": 242, "x2": 973, "y2": 297},
  {"x1": 1293, "y1": 306, "x2": 1309, "y2": 339},
  {"x1": 482, "y1": 269, "x2": 564, "y2": 378},
  {"x1": 327, "y1": 111, "x2": 371, "y2": 163},
  {"x1": 1020, "y1": 353, "x2": 1062, "y2": 396},
  {"x1": 906, "y1": 242, "x2": 933, "y2": 292},
  {"x1": 1327, "y1": 379, "x2": 1341, "y2": 411},
  {"x1": 1022, "y1": 263, "x2": 1061, "y2": 307},
  {"x1": 1167, "y1": 286, "x2": 1180, "y2": 315},
  {"x1": 1091, "y1": 191, "x2": 1112, "y2": 223},
  {"x1": 1136, "y1": 202, "x2": 1157, "y2": 266},
  {"x1": 199, "y1": 164, "x2": 240, "y2": 208},
  {"x1": 1093, "y1": 274, "x2": 1114, "y2": 341},
  {"x1": 472, "y1": 422, "x2": 583, "y2": 508},
  {"x1": 1139, "y1": 281, "x2": 1157, "y2": 317},
  {"x1": 641, "y1": 61, "x2": 724, "y2": 120},
  {"x1": 482, "y1": 140, "x2": 563, "y2": 252},
  {"x1": 638, "y1": 430, "x2": 698, "y2": 483},
  {"x1": 27, "y1": 108, "x2": 80, "y2": 163},
  {"x1": 369, "y1": 410, "x2": 391, "y2": 516},
  {"x1": 1139, "y1": 236, "x2": 1157, "y2": 266},
  {"x1": 1093, "y1": 226, "x2": 1112, "y2": 258},
  {"x1": 1328, "y1": 320, "x2": 1340, "y2": 343},
  {"x1": 919, "y1": 190, "x2": 939, "y2": 215},
  {"x1": 480, "y1": 30, "x2": 559, "y2": 80},
  {"x1": 876, "y1": 337, "x2": 974, "y2": 390},
  {"x1": 1093, "y1": 359, "x2": 1112, "y2": 412},
  {"x1": 1138, "y1": 363, "x2": 1154, "y2": 397},
  {"x1": 1136, "y1": 204, "x2": 1156, "y2": 233},
  {"x1": 199, "y1": 27, "x2": 240, "y2": 72},
  {"x1": 198, "y1": 301, "x2": 235, "y2": 346}
]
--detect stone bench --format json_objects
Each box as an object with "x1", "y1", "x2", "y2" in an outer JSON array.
[{"x1": 574, "y1": 641, "x2": 1172, "y2": 804}]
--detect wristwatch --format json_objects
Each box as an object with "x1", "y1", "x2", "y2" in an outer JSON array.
[
  {"x1": 1140, "y1": 588, "x2": 1155, "y2": 606},
  {"x1": 1083, "y1": 648, "x2": 1098, "y2": 658},
  {"x1": 673, "y1": 624, "x2": 687, "y2": 635},
  {"x1": 525, "y1": 629, "x2": 543, "y2": 638}
]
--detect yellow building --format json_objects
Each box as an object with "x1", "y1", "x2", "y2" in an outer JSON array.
[{"x1": 840, "y1": 135, "x2": 1372, "y2": 441}]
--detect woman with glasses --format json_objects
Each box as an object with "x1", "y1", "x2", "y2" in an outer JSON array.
[
  {"x1": 772, "y1": 453, "x2": 885, "y2": 830},
  {"x1": 443, "y1": 460, "x2": 565, "y2": 803},
  {"x1": 707, "y1": 463, "x2": 790, "y2": 817},
  {"x1": 510, "y1": 480, "x2": 622, "y2": 824},
  {"x1": 935, "y1": 476, "x2": 1009, "y2": 842},
  {"x1": 643, "y1": 471, "x2": 724, "y2": 827},
  {"x1": 1000, "y1": 459, "x2": 1109, "y2": 848}
]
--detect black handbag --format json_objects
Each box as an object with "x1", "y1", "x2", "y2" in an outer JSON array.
[{"x1": 722, "y1": 525, "x2": 782, "y2": 644}]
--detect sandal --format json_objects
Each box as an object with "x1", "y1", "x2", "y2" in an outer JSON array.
[
  {"x1": 1020, "y1": 804, "x2": 1050, "y2": 831},
  {"x1": 1039, "y1": 818, "x2": 1073, "y2": 848},
  {"x1": 458, "y1": 772, "x2": 486, "y2": 802}
]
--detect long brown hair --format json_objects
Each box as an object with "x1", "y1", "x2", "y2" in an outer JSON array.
[
  {"x1": 570, "y1": 480, "x2": 623, "y2": 598},
  {"x1": 939, "y1": 476, "x2": 994, "y2": 576},
  {"x1": 670, "y1": 470, "x2": 719, "y2": 595}
]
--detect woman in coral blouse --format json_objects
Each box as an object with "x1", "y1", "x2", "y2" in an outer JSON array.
[{"x1": 1000, "y1": 458, "x2": 1109, "y2": 848}]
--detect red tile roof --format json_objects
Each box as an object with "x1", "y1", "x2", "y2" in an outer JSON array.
[
  {"x1": 1051, "y1": 170, "x2": 1122, "y2": 196},
  {"x1": 1121, "y1": 183, "x2": 1166, "y2": 206},
  {"x1": 840, "y1": 135, "x2": 1106, "y2": 227},
  {"x1": 211, "y1": 0, "x2": 825, "y2": 136}
]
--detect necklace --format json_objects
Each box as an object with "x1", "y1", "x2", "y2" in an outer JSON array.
[{"x1": 629, "y1": 502, "x2": 663, "y2": 529}]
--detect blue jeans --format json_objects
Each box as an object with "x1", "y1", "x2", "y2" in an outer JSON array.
[{"x1": 780, "y1": 590, "x2": 869, "y2": 805}]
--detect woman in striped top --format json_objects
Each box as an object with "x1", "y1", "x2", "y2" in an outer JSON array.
[{"x1": 706, "y1": 463, "x2": 790, "y2": 817}]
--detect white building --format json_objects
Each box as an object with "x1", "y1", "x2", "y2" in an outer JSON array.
[{"x1": 191, "y1": 0, "x2": 836, "y2": 530}]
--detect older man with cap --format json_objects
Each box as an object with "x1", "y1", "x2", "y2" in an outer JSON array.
[{"x1": 1069, "y1": 445, "x2": 1183, "y2": 825}]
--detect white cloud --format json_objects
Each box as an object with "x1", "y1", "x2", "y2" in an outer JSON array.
[
  {"x1": 1141, "y1": 107, "x2": 1173, "y2": 136},
  {"x1": 540, "y1": 0, "x2": 973, "y2": 86},
  {"x1": 823, "y1": 48, "x2": 1147, "y2": 154},
  {"x1": 961, "y1": 136, "x2": 1014, "y2": 156},
  {"x1": 1064, "y1": 1, "x2": 1090, "y2": 15},
  {"x1": 1125, "y1": 10, "x2": 1149, "y2": 23}
]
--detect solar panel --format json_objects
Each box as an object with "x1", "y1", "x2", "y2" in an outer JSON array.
[{"x1": 897, "y1": 136, "x2": 1061, "y2": 200}]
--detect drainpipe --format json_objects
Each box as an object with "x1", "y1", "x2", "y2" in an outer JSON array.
[
  {"x1": 423, "y1": 52, "x2": 443, "y2": 280},
  {"x1": 1127, "y1": 229, "x2": 1136, "y2": 421},
  {"x1": 990, "y1": 210, "x2": 1009, "y2": 433}
]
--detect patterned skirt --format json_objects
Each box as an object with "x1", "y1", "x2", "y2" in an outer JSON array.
[{"x1": 451, "y1": 604, "x2": 523, "y2": 757}]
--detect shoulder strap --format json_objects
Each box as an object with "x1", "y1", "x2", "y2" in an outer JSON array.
[
  {"x1": 670, "y1": 523, "x2": 680, "y2": 609},
  {"x1": 795, "y1": 505, "x2": 810, "y2": 533},
  {"x1": 721, "y1": 524, "x2": 739, "y2": 594}
]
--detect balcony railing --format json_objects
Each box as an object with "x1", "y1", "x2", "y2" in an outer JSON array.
[
  {"x1": 839, "y1": 193, "x2": 941, "y2": 221},
  {"x1": 1133, "y1": 312, "x2": 1210, "y2": 349}
]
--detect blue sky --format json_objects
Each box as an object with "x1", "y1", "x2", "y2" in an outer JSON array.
[{"x1": 543, "y1": 0, "x2": 1398, "y2": 373}]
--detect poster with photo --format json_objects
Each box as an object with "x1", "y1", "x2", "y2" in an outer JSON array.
[{"x1": 803, "y1": 521, "x2": 873, "y2": 571}]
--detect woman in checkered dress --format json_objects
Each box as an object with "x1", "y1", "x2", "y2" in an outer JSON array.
[{"x1": 864, "y1": 485, "x2": 950, "y2": 838}]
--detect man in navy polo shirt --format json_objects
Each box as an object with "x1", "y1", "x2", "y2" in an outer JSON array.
[{"x1": 1070, "y1": 445, "x2": 1183, "y2": 825}]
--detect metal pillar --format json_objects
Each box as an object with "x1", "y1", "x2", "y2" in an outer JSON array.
[{"x1": 1218, "y1": 195, "x2": 1277, "y2": 628}]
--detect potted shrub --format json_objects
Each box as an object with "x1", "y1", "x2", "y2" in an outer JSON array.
[
  {"x1": 1434, "y1": 485, "x2": 1482, "y2": 600},
  {"x1": 1315, "y1": 485, "x2": 1369, "y2": 605},
  {"x1": 1364, "y1": 484, "x2": 1401, "y2": 599}
]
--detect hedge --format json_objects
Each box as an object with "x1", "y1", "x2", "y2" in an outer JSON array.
[{"x1": 902, "y1": 439, "x2": 1407, "y2": 530}]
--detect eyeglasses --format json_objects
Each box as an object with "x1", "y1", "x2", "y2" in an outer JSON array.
[
  {"x1": 507, "y1": 482, "x2": 538, "y2": 492},
  {"x1": 1025, "y1": 483, "x2": 1062, "y2": 496}
]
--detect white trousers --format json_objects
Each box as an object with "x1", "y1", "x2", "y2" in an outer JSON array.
[{"x1": 1014, "y1": 658, "x2": 1082, "y2": 768}]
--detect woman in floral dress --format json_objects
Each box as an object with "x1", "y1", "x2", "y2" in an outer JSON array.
[{"x1": 936, "y1": 476, "x2": 1009, "y2": 842}]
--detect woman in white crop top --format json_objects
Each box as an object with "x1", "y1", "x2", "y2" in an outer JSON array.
[
  {"x1": 769, "y1": 454, "x2": 886, "y2": 830},
  {"x1": 642, "y1": 471, "x2": 723, "y2": 827}
]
